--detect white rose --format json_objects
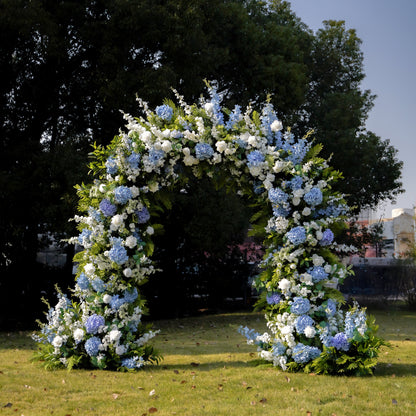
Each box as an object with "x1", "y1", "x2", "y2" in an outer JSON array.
[
  {"x1": 52, "y1": 335, "x2": 63, "y2": 348},
  {"x1": 146, "y1": 226, "x2": 154, "y2": 235},
  {"x1": 141, "y1": 131, "x2": 152, "y2": 142},
  {"x1": 123, "y1": 268, "x2": 132, "y2": 278},
  {"x1": 84, "y1": 263, "x2": 95, "y2": 277},
  {"x1": 270, "y1": 119, "x2": 283, "y2": 132},
  {"x1": 99, "y1": 184, "x2": 106, "y2": 193},
  {"x1": 281, "y1": 325, "x2": 292, "y2": 336},
  {"x1": 278, "y1": 278, "x2": 291, "y2": 291},
  {"x1": 273, "y1": 161, "x2": 286, "y2": 173},
  {"x1": 103, "y1": 294, "x2": 112, "y2": 304},
  {"x1": 292, "y1": 197, "x2": 300, "y2": 206},
  {"x1": 125, "y1": 236, "x2": 137, "y2": 249},
  {"x1": 316, "y1": 231, "x2": 323, "y2": 240},
  {"x1": 304, "y1": 326, "x2": 316, "y2": 338},
  {"x1": 73, "y1": 328, "x2": 85, "y2": 342},
  {"x1": 109, "y1": 329, "x2": 122, "y2": 342},
  {"x1": 324, "y1": 265, "x2": 332, "y2": 274},
  {"x1": 204, "y1": 102, "x2": 214, "y2": 113},
  {"x1": 300, "y1": 273, "x2": 313, "y2": 285},
  {"x1": 248, "y1": 135, "x2": 257, "y2": 146},
  {"x1": 148, "y1": 182, "x2": 159, "y2": 193},
  {"x1": 111, "y1": 214, "x2": 124, "y2": 228},
  {"x1": 312, "y1": 254, "x2": 325, "y2": 266},
  {"x1": 161, "y1": 140, "x2": 172, "y2": 152},
  {"x1": 215, "y1": 140, "x2": 227, "y2": 153},
  {"x1": 302, "y1": 207, "x2": 311, "y2": 216}
]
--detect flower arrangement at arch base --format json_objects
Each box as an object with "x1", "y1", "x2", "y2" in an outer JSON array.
[{"x1": 32, "y1": 83, "x2": 387, "y2": 374}]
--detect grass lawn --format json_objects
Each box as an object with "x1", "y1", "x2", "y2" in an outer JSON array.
[{"x1": 1, "y1": 308, "x2": 415, "y2": 416}]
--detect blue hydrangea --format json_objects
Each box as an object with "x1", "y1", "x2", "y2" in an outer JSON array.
[
  {"x1": 85, "y1": 314, "x2": 105, "y2": 334},
  {"x1": 247, "y1": 150, "x2": 265, "y2": 167},
  {"x1": 155, "y1": 104, "x2": 173, "y2": 121},
  {"x1": 121, "y1": 356, "x2": 144, "y2": 369},
  {"x1": 266, "y1": 292, "x2": 281, "y2": 305},
  {"x1": 291, "y1": 297, "x2": 311, "y2": 315},
  {"x1": 88, "y1": 207, "x2": 102, "y2": 222},
  {"x1": 304, "y1": 188, "x2": 323, "y2": 206},
  {"x1": 288, "y1": 175, "x2": 303, "y2": 190},
  {"x1": 268, "y1": 188, "x2": 288, "y2": 204},
  {"x1": 85, "y1": 336, "x2": 101, "y2": 356},
  {"x1": 105, "y1": 156, "x2": 118, "y2": 175},
  {"x1": 114, "y1": 186, "x2": 133, "y2": 205},
  {"x1": 295, "y1": 315, "x2": 314, "y2": 334},
  {"x1": 271, "y1": 342, "x2": 286, "y2": 356},
  {"x1": 308, "y1": 266, "x2": 328, "y2": 282},
  {"x1": 273, "y1": 206, "x2": 291, "y2": 217},
  {"x1": 127, "y1": 152, "x2": 141, "y2": 169},
  {"x1": 292, "y1": 343, "x2": 321, "y2": 363},
  {"x1": 136, "y1": 206, "x2": 150, "y2": 224},
  {"x1": 320, "y1": 229, "x2": 334, "y2": 246},
  {"x1": 171, "y1": 129, "x2": 183, "y2": 138},
  {"x1": 344, "y1": 309, "x2": 367, "y2": 339},
  {"x1": 234, "y1": 138, "x2": 247, "y2": 149},
  {"x1": 77, "y1": 273, "x2": 89, "y2": 290},
  {"x1": 78, "y1": 229, "x2": 92, "y2": 247},
  {"x1": 148, "y1": 148, "x2": 165, "y2": 165},
  {"x1": 108, "y1": 243, "x2": 129, "y2": 265},
  {"x1": 331, "y1": 332, "x2": 350, "y2": 351},
  {"x1": 110, "y1": 295, "x2": 126, "y2": 310},
  {"x1": 323, "y1": 299, "x2": 337, "y2": 317},
  {"x1": 91, "y1": 278, "x2": 106, "y2": 293},
  {"x1": 285, "y1": 226, "x2": 307, "y2": 246},
  {"x1": 195, "y1": 143, "x2": 214, "y2": 160},
  {"x1": 99, "y1": 199, "x2": 117, "y2": 217},
  {"x1": 124, "y1": 287, "x2": 138, "y2": 303},
  {"x1": 225, "y1": 104, "x2": 242, "y2": 130}
]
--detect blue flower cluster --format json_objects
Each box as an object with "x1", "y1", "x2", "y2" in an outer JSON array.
[
  {"x1": 85, "y1": 336, "x2": 101, "y2": 356},
  {"x1": 331, "y1": 332, "x2": 350, "y2": 351},
  {"x1": 110, "y1": 294, "x2": 126, "y2": 310},
  {"x1": 304, "y1": 188, "x2": 323, "y2": 206},
  {"x1": 155, "y1": 104, "x2": 173, "y2": 121},
  {"x1": 291, "y1": 297, "x2": 311, "y2": 315},
  {"x1": 127, "y1": 152, "x2": 141, "y2": 169},
  {"x1": 268, "y1": 188, "x2": 288, "y2": 204},
  {"x1": 78, "y1": 229, "x2": 92, "y2": 247},
  {"x1": 91, "y1": 278, "x2": 106, "y2": 293},
  {"x1": 108, "y1": 241, "x2": 129, "y2": 265},
  {"x1": 121, "y1": 356, "x2": 144, "y2": 369},
  {"x1": 99, "y1": 199, "x2": 117, "y2": 217},
  {"x1": 320, "y1": 229, "x2": 334, "y2": 246},
  {"x1": 266, "y1": 292, "x2": 281, "y2": 305},
  {"x1": 105, "y1": 157, "x2": 118, "y2": 175},
  {"x1": 260, "y1": 103, "x2": 279, "y2": 144},
  {"x1": 271, "y1": 342, "x2": 286, "y2": 356},
  {"x1": 285, "y1": 226, "x2": 306, "y2": 246},
  {"x1": 273, "y1": 206, "x2": 291, "y2": 217},
  {"x1": 109, "y1": 288, "x2": 138, "y2": 311},
  {"x1": 323, "y1": 299, "x2": 337, "y2": 317},
  {"x1": 114, "y1": 186, "x2": 133, "y2": 205},
  {"x1": 136, "y1": 206, "x2": 150, "y2": 224},
  {"x1": 77, "y1": 273, "x2": 89, "y2": 290},
  {"x1": 307, "y1": 266, "x2": 328, "y2": 282},
  {"x1": 295, "y1": 315, "x2": 314, "y2": 334},
  {"x1": 247, "y1": 150, "x2": 265, "y2": 167},
  {"x1": 292, "y1": 343, "x2": 321, "y2": 364},
  {"x1": 284, "y1": 140, "x2": 310, "y2": 165},
  {"x1": 207, "y1": 86, "x2": 224, "y2": 125},
  {"x1": 123, "y1": 287, "x2": 138, "y2": 303},
  {"x1": 344, "y1": 309, "x2": 367, "y2": 339},
  {"x1": 148, "y1": 148, "x2": 165, "y2": 165},
  {"x1": 85, "y1": 314, "x2": 105, "y2": 334},
  {"x1": 225, "y1": 104, "x2": 242, "y2": 130},
  {"x1": 288, "y1": 176, "x2": 303, "y2": 190},
  {"x1": 195, "y1": 143, "x2": 214, "y2": 160}
]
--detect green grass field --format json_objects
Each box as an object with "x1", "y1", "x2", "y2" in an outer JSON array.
[{"x1": 1, "y1": 308, "x2": 415, "y2": 416}]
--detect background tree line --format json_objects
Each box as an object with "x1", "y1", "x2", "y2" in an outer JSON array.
[{"x1": 0, "y1": 0, "x2": 403, "y2": 326}]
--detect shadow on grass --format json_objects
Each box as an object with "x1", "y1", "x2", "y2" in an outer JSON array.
[
  {"x1": 374, "y1": 362, "x2": 416, "y2": 377},
  {"x1": 148, "y1": 359, "x2": 263, "y2": 372}
]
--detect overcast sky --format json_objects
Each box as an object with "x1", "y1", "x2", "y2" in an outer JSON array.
[{"x1": 288, "y1": 0, "x2": 416, "y2": 218}]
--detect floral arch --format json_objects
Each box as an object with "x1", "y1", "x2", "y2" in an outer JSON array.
[{"x1": 34, "y1": 86, "x2": 385, "y2": 374}]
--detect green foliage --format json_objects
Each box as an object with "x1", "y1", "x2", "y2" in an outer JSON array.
[{"x1": 309, "y1": 315, "x2": 390, "y2": 376}]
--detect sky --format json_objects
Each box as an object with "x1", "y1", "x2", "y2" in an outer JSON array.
[{"x1": 288, "y1": 0, "x2": 416, "y2": 219}]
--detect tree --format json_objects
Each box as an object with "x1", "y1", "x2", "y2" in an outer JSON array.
[{"x1": 296, "y1": 20, "x2": 403, "y2": 211}]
